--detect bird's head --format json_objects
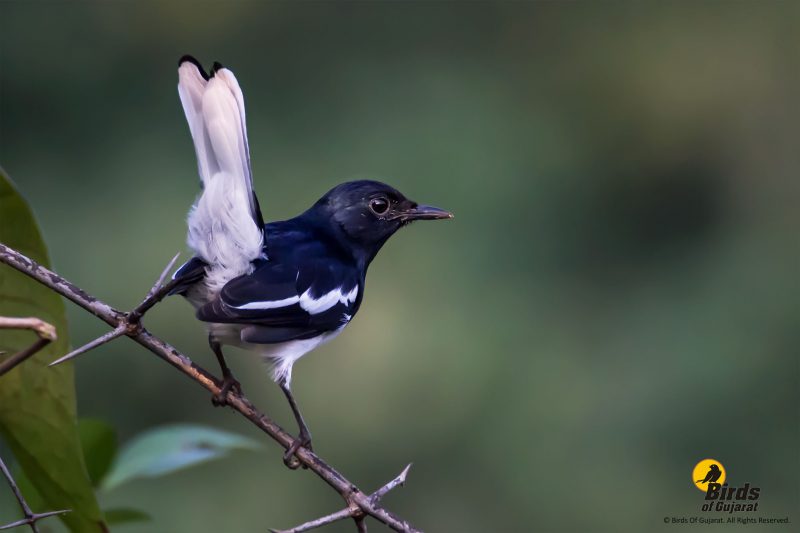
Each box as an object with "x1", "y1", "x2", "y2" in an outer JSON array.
[{"x1": 310, "y1": 180, "x2": 452, "y2": 264}]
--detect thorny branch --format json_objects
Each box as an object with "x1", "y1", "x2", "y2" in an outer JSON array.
[
  {"x1": 0, "y1": 317, "x2": 57, "y2": 377},
  {"x1": 0, "y1": 243, "x2": 420, "y2": 533},
  {"x1": 271, "y1": 464, "x2": 413, "y2": 533},
  {"x1": 0, "y1": 318, "x2": 70, "y2": 531},
  {"x1": 0, "y1": 454, "x2": 70, "y2": 532}
]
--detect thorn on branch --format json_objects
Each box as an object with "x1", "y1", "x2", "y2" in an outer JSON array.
[
  {"x1": 268, "y1": 507, "x2": 354, "y2": 533},
  {"x1": 47, "y1": 253, "x2": 181, "y2": 367},
  {"x1": 128, "y1": 252, "x2": 181, "y2": 323},
  {"x1": 0, "y1": 510, "x2": 71, "y2": 532},
  {"x1": 48, "y1": 325, "x2": 126, "y2": 367},
  {"x1": 0, "y1": 454, "x2": 70, "y2": 532},
  {"x1": 147, "y1": 252, "x2": 181, "y2": 301},
  {"x1": 370, "y1": 463, "x2": 412, "y2": 505},
  {"x1": 272, "y1": 464, "x2": 414, "y2": 533}
]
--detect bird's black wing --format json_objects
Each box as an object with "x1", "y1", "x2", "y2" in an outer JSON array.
[{"x1": 196, "y1": 259, "x2": 359, "y2": 343}]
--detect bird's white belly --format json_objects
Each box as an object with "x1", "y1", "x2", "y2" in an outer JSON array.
[{"x1": 207, "y1": 321, "x2": 344, "y2": 386}]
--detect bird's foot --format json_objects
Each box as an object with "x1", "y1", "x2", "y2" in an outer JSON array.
[
  {"x1": 283, "y1": 430, "x2": 313, "y2": 470},
  {"x1": 211, "y1": 374, "x2": 242, "y2": 407}
]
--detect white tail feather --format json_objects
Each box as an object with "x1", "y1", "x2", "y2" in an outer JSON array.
[
  {"x1": 178, "y1": 60, "x2": 263, "y2": 293},
  {"x1": 177, "y1": 62, "x2": 212, "y2": 183},
  {"x1": 213, "y1": 68, "x2": 252, "y2": 188}
]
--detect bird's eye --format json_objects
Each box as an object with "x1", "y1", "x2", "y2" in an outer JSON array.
[{"x1": 369, "y1": 197, "x2": 390, "y2": 215}]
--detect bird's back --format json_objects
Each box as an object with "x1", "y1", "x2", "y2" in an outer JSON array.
[{"x1": 263, "y1": 217, "x2": 348, "y2": 267}]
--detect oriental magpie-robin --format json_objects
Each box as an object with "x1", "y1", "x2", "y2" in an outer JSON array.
[{"x1": 170, "y1": 56, "x2": 452, "y2": 466}]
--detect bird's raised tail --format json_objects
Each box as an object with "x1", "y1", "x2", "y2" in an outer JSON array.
[{"x1": 178, "y1": 56, "x2": 265, "y2": 293}]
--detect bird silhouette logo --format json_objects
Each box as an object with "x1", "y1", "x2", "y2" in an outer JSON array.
[
  {"x1": 697, "y1": 464, "x2": 722, "y2": 484},
  {"x1": 692, "y1": 459, "x2": 726, "y2": 492}
]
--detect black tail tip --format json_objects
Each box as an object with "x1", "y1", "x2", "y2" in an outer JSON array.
[
  {"x1": 178, "y1": 55, "x2": 210, "y2": 80},
  {"x1": 178, "y1": 54, "x2": 201, "y2": 68},
  {"x1": 211, "y1": 61, "x2": 225, "y2": 74}
]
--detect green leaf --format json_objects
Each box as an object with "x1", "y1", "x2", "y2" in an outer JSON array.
[
  {"x1": 104, "y1": 507, "x2": 151, "y2": 525},
  {"x1": 0, "y1": 167, "x2": 106, "y2": 531},
  {"x1": 78, "y1": 419, "x2": 118, "y2": 488},
  {"x1": 12, "y1": 465, "x2": 46, "y2": 516},
  {"x1": 101, "y1": 424, "x2": 261, "y2": 491}
]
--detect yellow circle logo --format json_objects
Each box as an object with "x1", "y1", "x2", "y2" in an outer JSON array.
[{"x1": 692, "y1": 459, "x2": 726, "y2": 492}]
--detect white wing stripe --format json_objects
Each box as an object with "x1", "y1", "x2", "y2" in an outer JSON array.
[
  {"x1": 233, "y1": 295, "x2": 300, "y2": 310},
  {"x1": 300, "y1": 286, "x2": 358, "y2": 314},
  {"x1": 230, "y1": 285, "x2": 359, "y2": 313}
]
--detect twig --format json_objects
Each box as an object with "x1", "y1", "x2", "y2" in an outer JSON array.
[
  {"x1": 0, "y1": 318, "x2": 56, "y2": 341},
  {"x1": 0, "y1": 243, "x2": 420, "y2": 533},
  {"x1": 0, "y1": 510, "x2": 70, "y2": 532},
  {"x1": 0, "y1": 317, "x2": 57, "y2": 377},
  {"x1": 0, "y1": 454, "x2": 70, "y2": 532},
  {"x1": 268, "y1": 508, "x2": 355, "y2": 533},
  {"x1": 272, "y1": 464, "x2": 413, "y2": 533}
]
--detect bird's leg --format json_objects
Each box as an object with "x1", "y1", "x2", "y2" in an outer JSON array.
[
  {"x1": 279, "y1": 379, "x2": 313, "y2": 469},
  {"x1": 209, "y1": 336, "x2": 241, "y2": 406}
]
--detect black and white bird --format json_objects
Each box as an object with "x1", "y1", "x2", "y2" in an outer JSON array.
[{"x1": 169, "y1": 56, "x2": 452, "y2": 466}]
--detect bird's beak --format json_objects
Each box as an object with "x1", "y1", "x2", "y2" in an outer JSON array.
[{"x1": 401, "y1": 204, "x2": 454, "y2": 221}]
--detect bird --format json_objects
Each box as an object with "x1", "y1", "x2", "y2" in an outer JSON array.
[
  {"x1": 697, "y1": 464, "x2": 722, "y2": 484},
  {"x1": 169, "y1": 55, "x2": 452, "y2": 466}
]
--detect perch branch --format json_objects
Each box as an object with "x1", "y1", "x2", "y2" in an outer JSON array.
[
  {"x1": 0, "y1": 317, "x2": 57, "y2": 377},
  {"x1": 0, "y1": 454, "x2": 70, "y2": 532},
  {"x1": 0, "y1": 243, "x2": 420, "y2": 533},
  {"x1": 271, "y1": 464, "x2": 413, "y2": 533}
]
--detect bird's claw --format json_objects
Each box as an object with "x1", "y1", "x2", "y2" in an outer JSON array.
[
  {"x1": 283, "y1": 431, "x2": 313, "y2": 470},
  {"x1": 211, "y1": 374, "x2": 242, "y2": 407}
]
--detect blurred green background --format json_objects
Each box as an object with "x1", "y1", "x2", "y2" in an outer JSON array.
[{"x1": 1, "y1": 1, "x2": 798, "y2": 532}]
